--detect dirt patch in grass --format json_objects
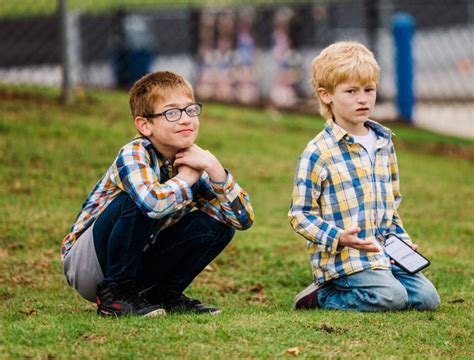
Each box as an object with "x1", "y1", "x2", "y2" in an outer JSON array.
[
  {"x1": 395, "y1": 139, "x2": 474, "y2": 161},
  {"x1": 239, "y1": 283, "x2": 269, "y2": 304},
  {"x1": 194, "y1": 271, "x2": 237, "y2": 293},
  {"x1": 305, "y1": 324, "x2": 348, "y2": 334},
  {"x1": 0, "y1": 88, "x2": 59, "y2": 105}
]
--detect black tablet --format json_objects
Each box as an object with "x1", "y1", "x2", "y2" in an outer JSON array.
[{"x1": 384, "y1": 234, "x2": 430, "y2": 274}]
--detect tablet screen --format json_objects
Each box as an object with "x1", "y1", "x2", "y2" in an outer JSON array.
[{"x1": 384, "y1": 235, "x2": 430, "y2": 274}]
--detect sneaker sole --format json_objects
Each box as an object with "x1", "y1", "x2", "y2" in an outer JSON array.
[
  {"x1": 208, "y1": 309, "x2": 222, "y2": 315},
  {"x1": 98, "y1": 308, "x2": 167, "y2": 317},
  {"x1": 293, "y1": 282, "x2": 320, "y2": 310},
  {"x1": 144, "y1": 308, "x2": 167, "y2": 317}
]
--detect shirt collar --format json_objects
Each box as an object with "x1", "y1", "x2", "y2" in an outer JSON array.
[
  {"x1": 325, "y1": 118, "x2": 394, "y2": 145},
  {"x1": 134, "y1": 134, "x2": 171, "y2": 167}
]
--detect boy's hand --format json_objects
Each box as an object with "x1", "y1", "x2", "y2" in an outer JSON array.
[
  {"x1": 174, "y1": 145, "x2": 226, "y2": 182},
  {"x1": 177, "y1": 165, "x2": 202, "y2": 185},
  {"x1": 339, "y1": 227, "x2": 381, "y2": 252}
]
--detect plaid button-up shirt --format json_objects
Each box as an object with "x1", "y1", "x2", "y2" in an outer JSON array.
[
  {"x1": 289, "y1": 119, "x2": 411, "y2": 284},
  {"x1": 62, "y1": 136, "x2": 254, "y2": 259}
]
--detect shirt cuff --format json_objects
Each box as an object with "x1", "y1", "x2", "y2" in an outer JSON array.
[
  {"x1": 210, "y1": 169, "x2": 239, "y2": 202},
  {"x1": 324, "y1": 226, "x2": 344, "y2": 254}
]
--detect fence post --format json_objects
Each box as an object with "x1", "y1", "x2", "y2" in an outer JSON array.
[
  {"x1": 59, "y1": 0, "x2": 72, "y2": 104},
  {"x1": 365, "y1": 0, "x2": 379, "y2": 57},
  {"x1": 392, "y1": 13, "x2": 415, "y2": 123}
]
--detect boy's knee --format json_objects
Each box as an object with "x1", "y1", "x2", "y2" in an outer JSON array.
[
  {"x1": 411, "y1": 285, "x2": 440, "y2": 311},
  {"x1": 191, "y1": 211, "x2": 235, "y2": 245},
  {"x1": 376, "y1": 282, "x2": 408, "y2": 310},
  {"x1": 214, "y1": 220, "x2": 235, "y2": 245}
]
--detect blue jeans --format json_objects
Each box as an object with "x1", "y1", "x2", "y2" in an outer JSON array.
[
  {"x1": 93, "y1": 192, "x2": 235, "y2": 294},
  {"x1": 317, "y1": 266, "x2": 440, "y2": 311}
]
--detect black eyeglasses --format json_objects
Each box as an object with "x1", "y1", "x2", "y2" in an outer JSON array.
[{"x1": 143, "y1": 103, "x2": 202, "y2": 122}]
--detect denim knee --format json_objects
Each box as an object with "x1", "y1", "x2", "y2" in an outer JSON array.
[
  {"x1": 375, "y1": 282, "x2": 408, "y2": 310},
  {"x1": 411, "y1": 284, "x2": 440, "y2": 311},
  {"x1": 189, "y1": 211, "x2": 235, "y2": 246},
  {"x1": 211, "y1": 217, "x2": 235, "y2": 246}
]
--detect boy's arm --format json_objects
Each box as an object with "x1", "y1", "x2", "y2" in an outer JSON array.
[
  {"x1": 174, "y1": 145, "x2": 254, "y2": 230},
  {"x1": 110, "y1": 142, "x2": 194, "y2": 218},
  {"x1": 388, "y1": 144, "x2": 412, "y2": 243},
  {"x1": 288, "y1": 150, "x2": 343, "y2": 253}
]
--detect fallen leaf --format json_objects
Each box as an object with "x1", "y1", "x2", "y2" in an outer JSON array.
[
  {"x1": 204, "y1": 264, "x2": 214, "y2": 272},
  {"x1": 286, "y1": 347, "x2": 302, "y2": 356}
]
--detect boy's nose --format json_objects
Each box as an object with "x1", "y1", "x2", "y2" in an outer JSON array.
[
  {"x1": 357, "y1": 94, "x2": 368, "y2": 103},
  {"x1": 178, "y1": 111, "x2": 192, "y2": 124}
]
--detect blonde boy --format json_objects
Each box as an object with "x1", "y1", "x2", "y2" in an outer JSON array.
[
  {"x1": 62, "y1": 71, "x2": 254, "y2": 317},
  {"x1": 289, "y1": 41, "x2": 439, "y2": 311}
]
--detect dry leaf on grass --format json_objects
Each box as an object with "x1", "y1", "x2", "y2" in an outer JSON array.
[
  {"x1": 285, "y1": 347, "x2": 302, "y2": 356},
  {"x1": 204, "y1": 264, "x2": 214, "y2": 272}
]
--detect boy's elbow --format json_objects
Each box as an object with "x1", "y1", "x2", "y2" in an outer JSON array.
[
  {"x1": 238, "y1": 217, "x2": 254, "y2": 230},
  {"x1": 288, "y1": 212, "x2": 305, "y2": 234},
  {"x1": 142, "y1": 201, "x2": 172, "y2": 219},
  {"x1": 288, "y1": 210, "x2": 298, "y2": 227},
  {"x1": 236, "y1": 210, "x2": 254, "y2": 230}
]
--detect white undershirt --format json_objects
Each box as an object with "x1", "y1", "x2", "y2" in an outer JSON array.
[{"x1": 353, "y1": 128, "x2": 378, "y2": 163}]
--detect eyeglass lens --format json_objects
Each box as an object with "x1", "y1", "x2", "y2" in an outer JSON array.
[{"x1": 165, "y1": 104, "x2": 201, "y2": 121}]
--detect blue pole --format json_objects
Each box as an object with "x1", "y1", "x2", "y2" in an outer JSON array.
[{"x1": 392, "y1": 13, "x2": 415, "y2": 123}]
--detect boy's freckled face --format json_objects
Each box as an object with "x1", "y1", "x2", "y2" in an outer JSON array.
[
  {"x1": 147, "y1": 93, "x2": 199, "y2": 157},
  {"x1": 327, "y1": 81, "x2": 377, "y2": 134}
]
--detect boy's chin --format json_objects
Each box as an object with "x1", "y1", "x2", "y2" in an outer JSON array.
[{"x1": 175, "y1": 140, "x2": 195, "y2": 149}]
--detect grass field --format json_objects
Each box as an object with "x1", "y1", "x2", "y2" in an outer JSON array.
[{"x1": 0, "y1": 88, "x2": 473, "y2": 358}]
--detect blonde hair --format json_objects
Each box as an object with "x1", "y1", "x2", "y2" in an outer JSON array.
[
  {"x1": 129, "y1": 71, "x2": 194, "y2": 119},
  {"x1": 311, "y1": 41, "x2": 380, "y2": 119}
]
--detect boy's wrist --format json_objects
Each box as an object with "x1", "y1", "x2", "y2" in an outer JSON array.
[{"x1": 205, "y1": 157, "x2": 226, "y2": 182}]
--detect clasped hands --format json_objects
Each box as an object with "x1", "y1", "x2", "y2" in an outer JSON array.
[{"x1": 173, "y1": 144, "x2": 226, "y2": 185}]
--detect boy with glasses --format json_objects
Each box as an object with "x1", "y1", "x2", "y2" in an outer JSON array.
[
  {"x1": 288, "y1": 42, "x2": 439, "y2": 311},
  {"x1": 62, "y1": 71, "x2": 254, "y2": 317}
]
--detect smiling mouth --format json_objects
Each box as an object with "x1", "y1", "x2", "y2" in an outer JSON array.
[{"x1": 177, "y1": 129, "x2": 194, "y2": 136}]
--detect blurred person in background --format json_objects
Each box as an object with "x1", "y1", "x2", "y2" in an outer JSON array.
[{"x1": 234, "y1": 7, "x2": 259, "y2": 104}]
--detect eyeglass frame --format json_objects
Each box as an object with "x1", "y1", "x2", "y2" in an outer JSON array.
[{"x1": 142, "y1": 102, "x2": 203, "y2": 122}]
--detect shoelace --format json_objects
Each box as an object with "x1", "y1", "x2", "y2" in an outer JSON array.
[{"x1": 177, "y1": 294, "x2": 201, "y2": 307}]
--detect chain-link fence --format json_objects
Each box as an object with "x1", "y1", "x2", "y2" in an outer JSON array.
[{"x1": 1, "y1": 0, "x2": 473, "y2": 135}]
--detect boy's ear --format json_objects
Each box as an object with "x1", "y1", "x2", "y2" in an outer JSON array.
[
  {"x1": 134, "y1": 116, "x2": 152, "y2": 136},
  {"x1": 318, "y1": 87, "x2": 332, "y2": 105}
]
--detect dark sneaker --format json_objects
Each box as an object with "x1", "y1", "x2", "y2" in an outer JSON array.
[
  {"x1": 293, "y1": 282, "x2": 321, "y2": 310},
  {"x1": 163, "y1": 293, "x2": 221, "y2": 314},
  {"x1": 96, "y1": 280, "x2": 166, "y2": 317}
]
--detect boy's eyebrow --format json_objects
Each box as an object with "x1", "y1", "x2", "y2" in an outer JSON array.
[{"x1": 163, "y1": 101, "x2": 193, "y2": 108}]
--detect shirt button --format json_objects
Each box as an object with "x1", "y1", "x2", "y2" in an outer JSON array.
[{"x1": 237, "y1": 210, "x2": 242, "y2": 214}]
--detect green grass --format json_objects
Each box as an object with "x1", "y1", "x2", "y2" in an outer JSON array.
[{"x1": 0, "y1": 88, "x2": 473, "y2": 359}]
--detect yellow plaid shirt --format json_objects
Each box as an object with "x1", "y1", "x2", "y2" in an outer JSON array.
[{"x1": 289, "y1": 119, "x2": 411, "y2": 284}]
